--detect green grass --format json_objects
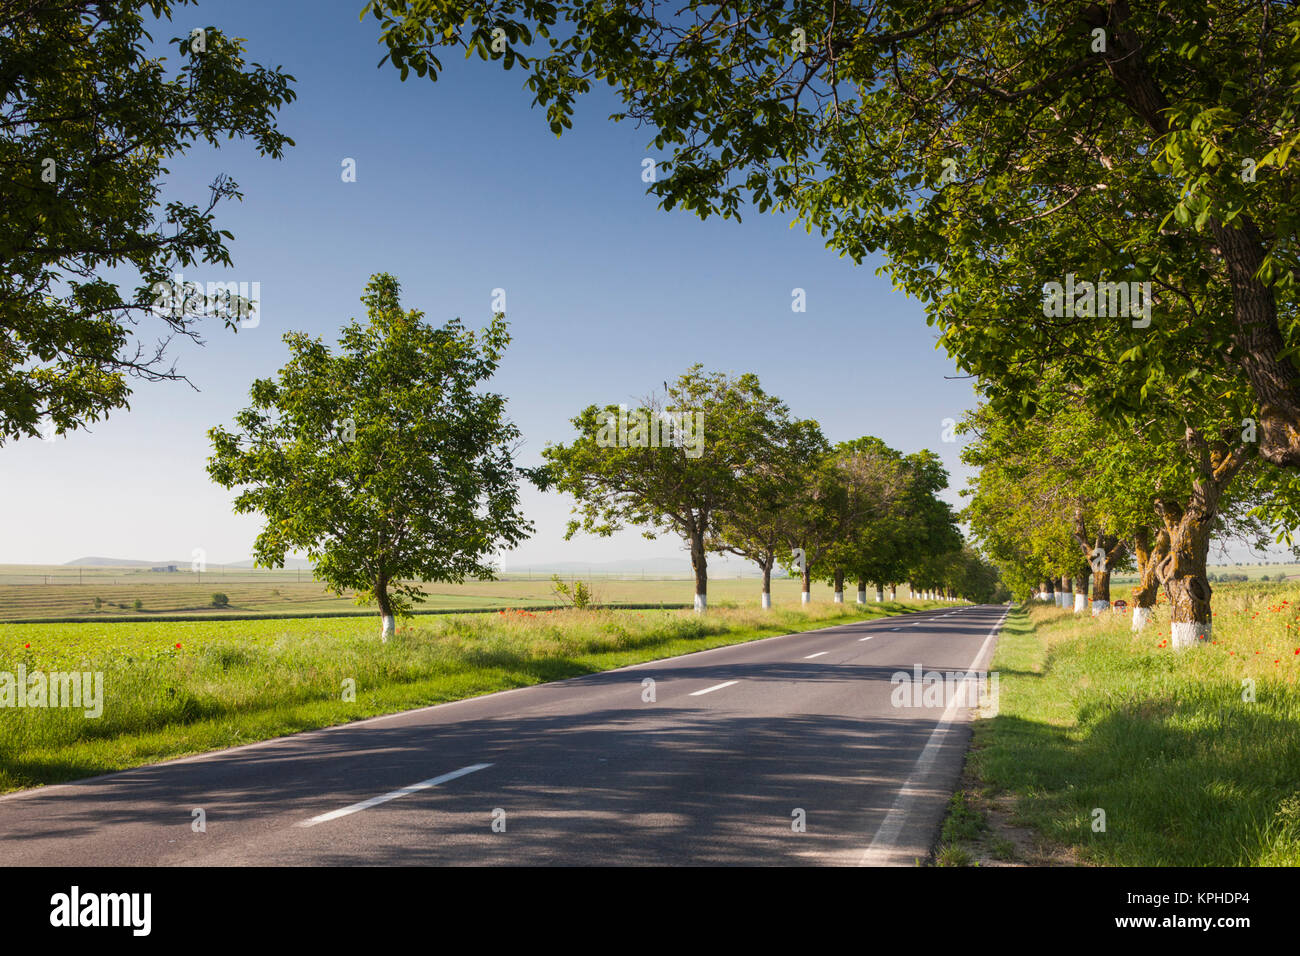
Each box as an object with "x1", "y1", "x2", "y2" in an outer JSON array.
[
  {"x1": 0, "y1": 599, "x2": 944, "y2": 793},
  {"x1": 0, "y1": 573, "x2": 883, "y2": 621},
  {"x1": 966, "y1": 588, "x2": 1300, "y2": 866}
]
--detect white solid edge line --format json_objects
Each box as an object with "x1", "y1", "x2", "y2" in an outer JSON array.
[
  {"x1": 859, "y1": 607, "x2": 1009, "y2": 866},
  {"x1": 689, "y1": 680, "x2": 739, "y2": 697},
  {"x1": 298, "y1": 762, "x2": 492, "y2": 828},
  {"x1": 804, "y1": 651, "x2": 829, "y2": 659}
]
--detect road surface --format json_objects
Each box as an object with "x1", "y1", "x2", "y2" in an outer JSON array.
[{"x1": 0, "y1": 603, "x2": 1008, "y2": 866}]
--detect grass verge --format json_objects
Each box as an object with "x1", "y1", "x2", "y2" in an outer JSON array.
[
  {"x1": 943, "y1": 592, "x2": 1300, "y2": 866},
  {"x1": 0, "y1": 599, "x2": 940, "y2": 793}
]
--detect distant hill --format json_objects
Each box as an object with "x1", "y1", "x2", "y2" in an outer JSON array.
[{"x1": 65, "y1": 556, "x2": 157, "y2": 568}]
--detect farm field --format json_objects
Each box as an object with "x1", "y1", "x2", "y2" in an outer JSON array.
[
  {"x1": 1108, "y1": 562, "x2": 1299, "y2": 587},
  {"x1": 0, "y1": 598, "x2": 946, "y2": 792},
  {"x1": 945, "y1": 583, "x2": 1300, "y2": 866},
  {"x1": 0, "y1": 568, "x2": 903, "y2": 622}
]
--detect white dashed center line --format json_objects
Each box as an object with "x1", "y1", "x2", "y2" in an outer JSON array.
[
  {"x1": 690, "y1": 680, "x2": 739, "y2": 697},
  {"x1": 299, "y1": 762, "x2": 492, "y2": 828},
  {"x1": 804, "y1": 651, "x2": 829, "y2": 659}
]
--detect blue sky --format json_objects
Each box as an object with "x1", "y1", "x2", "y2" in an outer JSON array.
[{"x1": 0, "y1": 0, "x2": 985, "y2": 568}]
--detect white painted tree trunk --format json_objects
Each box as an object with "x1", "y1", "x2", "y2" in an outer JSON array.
[
  {"x1": 1171, "y1": 621, "x2": 1211, "y2": 647},
  {"x1": 875, "y1": 587, "x2": 885, "y2": 602},
  {"x1": 694, "y1": 593, "x2": 707, "y2": 613},
  {"x1": 833, "y1": 590, "x2": 844, "y2": 603},
  {"x1": 1091, "y1": 600, "x2": 1110, "y2": 616},
  {"x1": 1131, "y1": 606, "x2": 1152, "y2": 632},
  {"x1": 1073, "y1": 593, "x2": 1086, "y2": 613},
  {"x1": 381, "y1": 614, "x2": 395, "y2": 641},
  {"x1": 801, "y1": 591, "x2": 810, "y2": 605},
  {"x1": 856, "y1": 588, "x2": 867, "y2": 604},
  {"x1": 889, "y1": 586, "x2": 897, "y2": 601},
  {"x1": 761, "y1": 592, "x2": 771, "y2": 609}
]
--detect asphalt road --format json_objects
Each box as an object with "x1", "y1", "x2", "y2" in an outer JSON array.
[{"x1": 0, "y1": 603, "x2": 1009, "y2": 866}]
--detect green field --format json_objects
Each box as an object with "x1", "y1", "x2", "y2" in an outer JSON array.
[
  {"x1": 0, "y1": 566, "x2": 872, "y2": 622},
  {"x1": 946, "y1": 585, "x2": 1300, "y2": 866},
  {"x1": 1108, "y1": 561, "x2": 1298, "y2": 587},
  {"x1": 0, "y1": 597, "x2": 945, "y2": 792}
]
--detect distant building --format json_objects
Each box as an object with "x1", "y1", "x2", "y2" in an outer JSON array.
[{"x1": 150, "y1": 565, "x2": 178, "y2": 573}]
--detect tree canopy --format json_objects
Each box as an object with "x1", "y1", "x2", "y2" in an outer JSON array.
[
  {"x1": 364, "y1": 1, "x2": 1300, "y2": 468},
  {"x1": 1, "y1": 0, "x2": 295, "y2": 443},
  {"x1": 207, "y1": 273, "x2": 534, "y2": 638}
]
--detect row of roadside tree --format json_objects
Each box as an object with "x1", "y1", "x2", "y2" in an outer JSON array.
[
  {"x1": 206, "y1": 276, "x2": 1002, "y2": 640},
  {"x1": 540, "y1": 364, "x2": 1005, "y2": 612}
]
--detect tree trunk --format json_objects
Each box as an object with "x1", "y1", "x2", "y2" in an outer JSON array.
[
  {"x1": 1130, "y1": 527, "x2": 1168, "y2": 632},
  {"x1": 1072, "y1": 511, "x2": 1126, "y2": 615},
  {"x1": 1156, "y1": 439, "x2": 1249, "y2": 646},
  {"x1": 375, "y1": 571, "x2": 394, "y2": 642},
  {"x1": 1073, "y1": 569, "x2": 1089, "y2": 614},
  {"x1": 690, "y1": 531, "x2": 707, "y2": 613},
  {"x1": 833, "y1": 568, "x2": 844, "y2": 603},
  {"x1": 856, "y1": 577, "x2": 867, "y2": 604},
  {"x1": 1042, "y1": 578, "x2": 1054, "y2": 604},
  {"x1": 1091, "y1": 568, "x2": 1111, "y2": 614},
  {"x1": 1087, "y1": 4, "x2": 1300, "y2": 469},
  {"x1": 1060, "y1": 575, "x2": 1070, "y2": 608},
  {"x1": 1209, "y1": 217, "x2": 1300, "y2": 469},
  {"x1": 801, "y1": 565, "x2": 811, "y2": 605},
  {"x1": 888, "y1": 584, "x2": 897, "y2": 601},
  {"x1": 875, "y1": 584, "x2": 885, "y2": 602},
  {"x1": 761, "y1": 550, "x2": 773, "y2": 609},
  {"x1": 1164, "y1": 517, "x2": 1211, "y2": 646}
]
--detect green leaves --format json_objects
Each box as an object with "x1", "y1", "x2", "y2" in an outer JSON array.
[
  {"x1": 364, "y1": 0, "x2": 1300, "y2": 467},
  {"x1": 0, "y1": 0, "x2": 295, "y2": 444},
  {"x1": 207, "y1": 273, "x2": 534, "y2": 626}
]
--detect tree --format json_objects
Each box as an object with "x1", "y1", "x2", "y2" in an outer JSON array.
[
  {"x1": 948, "y1": 547, "x2": 1008, "y2": 604},
  {"x1": 206, "y1": 273, "x2": 534, "y2": 640},
  {"x1": 542, "y1": 366, "x2": 787, "y2": 612},
  {"x1": 895, "y1": 449, "x2": 962, "y2": 600},
  {"x1": 962, "y1": 365, "x2": 1270, "y2": 639},
  {"x1": 712, "y1": 416, "x2": 827, "y2": 608},
  {"x1": 364, "y1": 1, "x2": 1300, "y2": 468},
  {"x1": 816, "y1": 437, "x2": 910, "y2": 603},
  {"x1": 1, "y1": 1, "x2": 296, "y2": 444}
]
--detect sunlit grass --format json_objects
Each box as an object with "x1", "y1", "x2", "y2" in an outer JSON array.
[{"x1": 969, "y1": 586, "x2": 1300, "y2": 865}]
